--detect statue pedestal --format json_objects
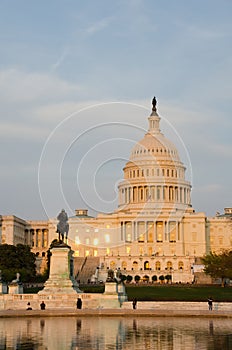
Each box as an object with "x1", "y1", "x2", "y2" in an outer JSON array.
[
  {"x1": 100, "y1": 282, "x2": 120, "y2": 308},
  {"x1": 39, "y1": 245, "x2": 82, "y2": 295},
  {"x1": 8, "y1": 283, "x2": 23, "y2": 294},
  {"x1": 104, "y1": 282, "x2": 118, "y2": 295}
]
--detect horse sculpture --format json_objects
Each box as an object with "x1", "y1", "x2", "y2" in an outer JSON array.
[{"x1": 56, "y1": 209, "x2": 69, "y2": 243}]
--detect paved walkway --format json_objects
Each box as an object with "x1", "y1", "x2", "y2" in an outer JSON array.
[{"x1": 1, "y1": 308, "x2": 232, "y2": 318}]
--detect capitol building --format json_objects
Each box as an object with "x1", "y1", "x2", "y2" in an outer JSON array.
[{"x1": 1, "y1": 99, "x2": 232, "y2": 284}]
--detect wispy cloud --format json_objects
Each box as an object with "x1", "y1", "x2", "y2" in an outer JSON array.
[
  {"x1": 50, "y1": 48, "x2": 70, "y2": 72},
  {"x1": 85, "y1": 16, "x2": 114, "y2": 35}
]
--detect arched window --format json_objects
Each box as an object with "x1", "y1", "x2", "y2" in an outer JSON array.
[
  {"x1": 132, "y1": 261, "x2": 138, "y2": 271},
  {"x1": 178, "y1": 261, "x2": 184, "y2": 270},
  {"x1": 166, "y1": 261, "x2": 172, "y2": 270},
  {"x1": 121, "y1": 261, "x2": 127, "y2": 270},
  {"x1": 144, "y1": 261, "x2": 150, "y2": 270},
  {"x1": 155, "y1": 261, "x2": 161, "y2": 271},
  {"x1": 110, "y1": 261, "x2": 116, "y2": 270}
]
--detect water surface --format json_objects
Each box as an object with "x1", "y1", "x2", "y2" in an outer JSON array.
[{"x1": 0, "y1": 317, "x2": 231, "y2": 349}]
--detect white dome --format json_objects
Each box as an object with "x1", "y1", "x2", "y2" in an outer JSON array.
[{"x1": 117, "y1": 105, "x2": 192, "y2": 212}]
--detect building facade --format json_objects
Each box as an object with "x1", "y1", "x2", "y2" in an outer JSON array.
[{"x1": 1, "y1": 101, "x2": 231, "y2": 283}]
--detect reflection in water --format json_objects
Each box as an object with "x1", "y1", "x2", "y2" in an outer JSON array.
[{"x1": 0, "y1": 317, "x2": 232, "y2": 350}]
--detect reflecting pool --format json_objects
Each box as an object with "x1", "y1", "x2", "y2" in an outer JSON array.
[{"x1": 0, "y1": 317, "x2": 231, "y2": 349}]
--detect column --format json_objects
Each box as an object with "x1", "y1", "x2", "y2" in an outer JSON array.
[
  {"x1": 164, "y1": 221, "x2": 168, "y2": 241},
  {"x1": 154, "y1": 221, "x2": 157, "y2": 241}
]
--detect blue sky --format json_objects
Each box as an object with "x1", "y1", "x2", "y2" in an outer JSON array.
[{"x1": 0, "y1": 0, "x2": 231, "y2": 219}]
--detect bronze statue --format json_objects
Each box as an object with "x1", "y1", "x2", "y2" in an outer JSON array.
[
  {"x1": 152, "y1": 96, "x2": 157, "y2": 111},
  {"x1": 56, "y1": 209, "x2": 69, "y2": 243}
]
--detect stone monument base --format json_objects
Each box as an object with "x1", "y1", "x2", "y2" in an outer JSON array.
[
  {"x1": 39, "y1": 244, "x2": 82, "y2": 295},
  {"x1": 104, "y1": 282, "x2": 118, "y2": 295},
  {"x1": 8, "y1": 283, "x2": 23, "y2": 294}
]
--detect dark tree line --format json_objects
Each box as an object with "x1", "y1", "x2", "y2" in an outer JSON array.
[{"x1": 0, "y1": 244, "x2": 36, "y2": 282}]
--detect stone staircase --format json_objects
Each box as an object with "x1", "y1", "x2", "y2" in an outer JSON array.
[
  {"x1": 73, "y1": 257, "x2": 86, "y2": 279},
  {"x1": 74, "y1": 256, "x2": 100, "y2": 284}
]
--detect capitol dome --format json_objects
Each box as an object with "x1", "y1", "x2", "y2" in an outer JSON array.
[
  {"x1": 129, "y1": 111, "x2": 180, "y2": 164},
  {"x1": 117, "y1": 98, "x2": 191, "y2": 213}
]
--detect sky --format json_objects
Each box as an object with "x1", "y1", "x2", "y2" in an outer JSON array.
[{"x1": 0, "y1": 0, "x2": 231, "y2": 220}]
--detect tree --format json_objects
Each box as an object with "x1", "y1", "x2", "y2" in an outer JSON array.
[
  {"x1": 120, "y1": 274, "x2": 127, "y2": 282},
  {"x1": 159, "y1": 275, "x2": 165, "y2": 283},
  {"x1": 134, "y1": 275, "x2": 140, "y2": 283},
  {"x1": 152, "y1": 275, "x2": 157, "y2": 283},
  {"x1": 0, "y1": 244, "x2": 36, "y2": 282},
  {"x1": 202, "y1": 250, "x2": 232, "y2": 285},
  {"x1": 126, "y1": 275, "x2": 133, "y2": 283},
  {"x1": 165, "y1": 274, "x2": 172, "y2": 284}
]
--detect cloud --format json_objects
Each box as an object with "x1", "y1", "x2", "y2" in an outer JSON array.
[
  {"x1": 50, "y1": 48, "x2": 70, "y2": 72},
  {"x1": 0, "y1": 69, "x2": 82, "y2": 105},
  {"x1": 85, "y1": 16, "x2": 114, "y2": 35}
]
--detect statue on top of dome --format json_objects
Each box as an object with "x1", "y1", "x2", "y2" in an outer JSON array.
[{"x1": 152, "y1": 96, "x2": 157, "y2": 112}]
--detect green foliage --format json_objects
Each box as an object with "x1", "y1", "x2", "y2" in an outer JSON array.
[
  {"x1": 120, "y1": 274, "x2": 127, "y2": 282},
  {"x1": 79, "y1": 285, "x2": 105, "y2": 293},
  {"x1": 152, "y1": 275, "x2": 157, "y2": 282},
  {"x1": 126, "y1": 275, "x2": 133, "y2": 283},
  {"x1": 134, "y1": 275, "x2": 140, "y2": 282},
  {"x1": 0, "y1": 244, "x2": 36, "y2": 282},
  {"x1": 165, "y1": 274, "x2": 172, "y2": 282},
  {"x1": 125, "y1": 285, "x2": 232, "y2": 302},
  {"x1": 202, "y1": 250, "x2": 232, "y2": 282}
]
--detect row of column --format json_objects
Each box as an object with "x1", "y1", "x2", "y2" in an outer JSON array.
[
  {"x1": 25, "y1": 229, "x2": 48, "y2": 248},
  {"x1": 119, "y1": 185, "x2": 191, "y2": 205},
  {"x1": 120, "y1": 220, "x2": 182, "y2": 243}
]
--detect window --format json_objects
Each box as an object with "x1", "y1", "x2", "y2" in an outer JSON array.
[
  {"x1": 144, "y1": 261, "x2": 150, "y2": 270},
  {"x1": 105, "y1": 234, "x2": 110, "y2": 243},
  {"x1": 133, "y1": 261, "x2": 138, "y2": 270},
  {"x1": 219, "y1": 237, "x2": 223, "y2": 245},
  {"x1": 155, "y1": 261, "x2": 161, "y2": 270},
  {"x1": 192, "y1": 232, "x2": 197, "y2": 242},
  {"x1": 93, "y1": 238, "x2": 99, "y2": 246},
  {"x1": 122, "y1": 261, "x2": 127, "y2": 269},
  {"x1": 75, "y1": 236, "x2": 80, "y2": 245},
  {"x1": 110, "y1": 261, "x2": 116, "y2": 269}
]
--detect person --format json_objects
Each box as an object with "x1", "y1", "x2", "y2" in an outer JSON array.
[
  {"x1": 132, "y1": 298, "x2": 137, "y2": 310},
  {"x1": 207, "y1": 297, "x2": 213, "y2": 311},
  {"x1": 77, "y1": 298, "x2": 82, "y2": 309},
  {"x1": 26, "y1": 302, "x2": 32, "y2": 310},
  {"x1": 40, "y1": 301, "x2": 46, "y2": 310}
]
